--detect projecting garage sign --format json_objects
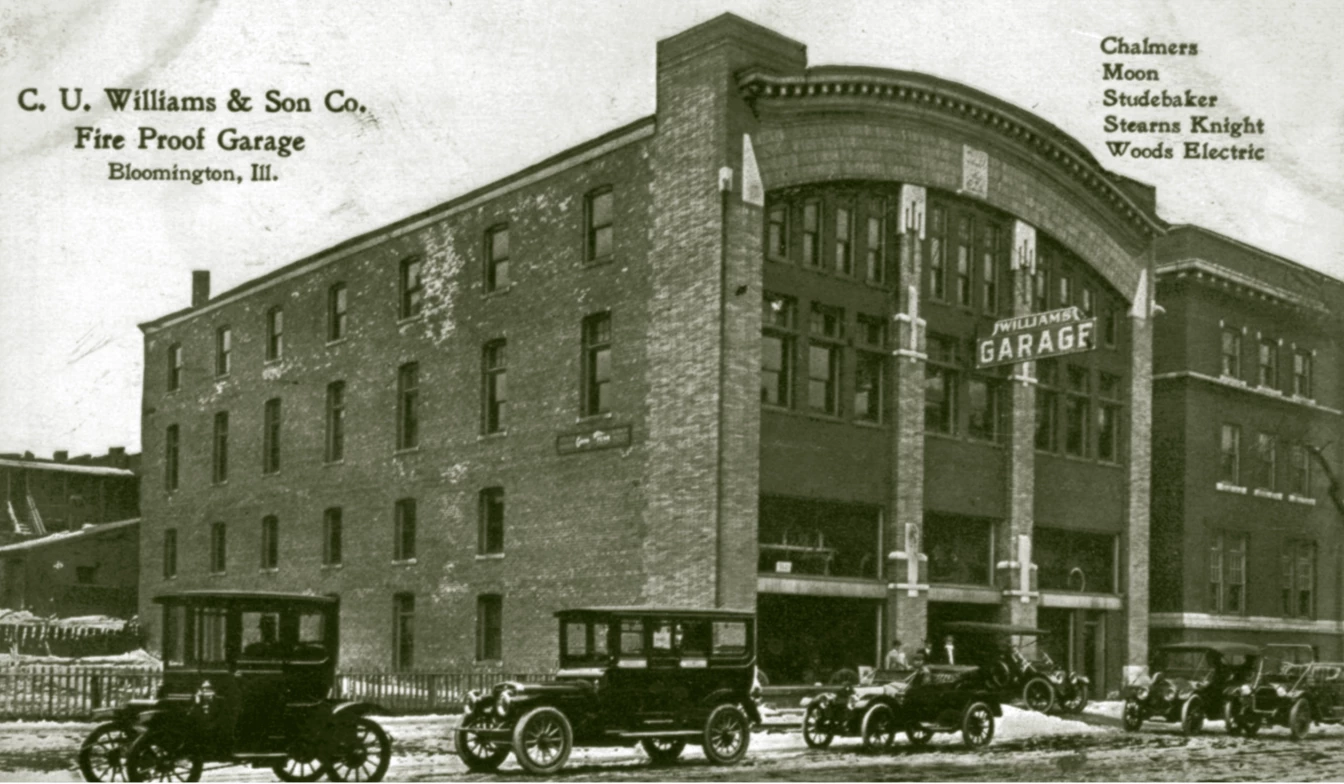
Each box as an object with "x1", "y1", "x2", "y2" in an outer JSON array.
[{"x1": 976, "y1": 306, "x2": 1097, "y2": 369}]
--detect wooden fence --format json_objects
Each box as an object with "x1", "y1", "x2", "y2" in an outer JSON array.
[{"x1": 0, "y1": 667, "x2": 551, "y2": 720}]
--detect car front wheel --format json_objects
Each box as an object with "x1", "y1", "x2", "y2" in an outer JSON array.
[
  {"x1": 79, "y1": 722, "x2": 133, "y2": 782},
  {"x1": 124, "y1": 732, "x2": 203, "y2": 783},
  {"x1": 860, "y1": 704, "x2": 896, "y2": 752},
  {"x1": 1179, "y1": 697, "x2": 1205, "y2": 736},
  {"x1": 1022, "y1": 678, "x2": 1056, "y2": 713},
  {"x1": 640, "y1": 738, "x2": 686, "y2": 766},
  {"x1": 325, "y1": 717, "x2": 392, "y2": 782},
  {"x1": 801, "y1": 704, "x2": 834, "y2": 749},
  {"x1": 1122, "y1": 699, "x2": 1144, "y2": 732},
  {"x1": 702, "y1": 704, "x2": 751, "y2": 765},
  {"x1": 456, "y1": 715, "x2": 510, "y2": 773},
  {"x1": 1288, "y1": 698, "x2": 1312, "y2": 741},
  {"x1": 1059, "y1": 683, "x2": 1089, "y2": 714},
  {"x1": 906, "y1": 724, "x2": 934, "y2": 747},
  {"x1": 511, "y1": 707, "x2": 573, "y2": 775},
  {"x1": 961, "y1": 702, "x2": 996, "y2": 748}
]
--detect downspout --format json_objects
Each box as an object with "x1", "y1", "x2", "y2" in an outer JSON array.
[{"x1": 715, "y1": 170, "x2": 732, "y2": 608}]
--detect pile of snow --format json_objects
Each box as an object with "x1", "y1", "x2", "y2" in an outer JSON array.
[{"x1": 0, "y1": 647, "x2": 160, "y2": 667}]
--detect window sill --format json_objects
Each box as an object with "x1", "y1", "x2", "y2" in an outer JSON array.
[
  {"x1": 1288, "y1": 494, "x2": 1317, "y2": 506},
  {"x1": 261, "y1": 470, "x2": 281, "y2": 478},
  {"x1": 1218, "y1": 374, "x2": 1246, "y2": 387},
  {"x1": 475, "y1": 553, "x2": 505, "y2": 561},
  {"x1": 583, "y1": 257, "x2": 615, "y2": 269},
  {"x1": 165, "y1": 388, "x2": 181, "y2": 397},
  {"x1": 321, "y1": 563, "x2": 343, "y2": 570},
  {"x1": 326, "y1": 337, "x2": 348, "y2": 348},
  {"x1": 483, "y1": 283, "x2": 514, "y2": 298},
  {"x1": 1215, "y1": 481, "x2": 1249, "y2": 495},
  {"x1": 211, "y1": 480, "x2": 228, "y2": 487},
  {"x1": 215, "y1": 373, "x2": 232, "y2": 381},
  {"x1": 259, "y1": 567, "x2": 279, "y2": 574},
  {"x1": 209, "y1": 571, "x2": 227, "y2": 577},
  {"x1": 392, "y1": 558, "x2": 418, "y2": 566},
  {"x1": 394, "y1": 446, "x2": 421, "y2": 456},
  {"x1": 1252, "y1": 488, "x2": 1284, "y2": 500},
  {"x1": 1254, "y1": 385, "x2": 1282, "y2": 396},
  {"x1": 396, "y1": 314, "x2": 425, "y2": 327},
  {"x1": 478, "y1": 430, "x2": 508, "y2": 442},
  {"x1": 264, "y1": 357, "x2": 283, "y2": 366},
  {"x1": 323, "y1": 460, "x2": 345, "y2": 467},
  {"x1": 576, "y1": 412, "x2": 615, "y2": 424},
  {"x1": 163, "y1": 575, "x2": 178, "y2": 581},
  {"x1": 851, "y1": 419, "x2": 886, "y2": 429}
]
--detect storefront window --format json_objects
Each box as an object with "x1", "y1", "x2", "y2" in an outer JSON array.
[
  {"x1": 758, "y1": 496, "x2": 880, "y2": 579},
  {"x1": 924, "y1": 513, "x2": 992, "y2": 585},
  {"x1": 1035, "y1": 528, "x2": 1116, "y2": 594}
]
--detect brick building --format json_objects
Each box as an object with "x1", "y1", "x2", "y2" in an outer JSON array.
[
  {"x1": 1150, "y1": 225, "x2": 1344, "y2": 658},
  {"x1": 137, "y1": 15, "x2": 1162, "y2": 690},
  {"x1": 1, "y1": 448, "x2": 139, "y2": 544}
]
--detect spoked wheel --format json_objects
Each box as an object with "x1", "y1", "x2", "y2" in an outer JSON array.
[
  {"x1": 511, "y1": 706, "x2": 573, "y2": 775},
  {"x1": 79, "y1": 722, "x2": 134, "y2": 782},
  {"x1": 1022, "y1": 678, "x2": 1056, "y2": 714},
  {"x1": 325, "y1": 717, "x2": 392, "y2": 782},
  {"x1": 455, "y1": 715, "x2": 510, "y2": 773},
  {"x1": 1222, "y1": 699, "x2": 1260, "y2": 738},
  {"x1": 1288, "y1": 698, "x2": 1312, "y2": 741},
  {"x1": 906, "y1": 724, "x2": 934, "y2": 747},
  {"x1": 801, "y1": 704, "x2": 834, "y2": 749},
  {"x1": 124, "y1": 733, "x2": 202, "y2": 783},
  {"x1": 640, "y1": 738, "x2": 686, "y2": 766},
  {"x1": 1122, "y1": 700, "x2": 1144, "y2": 732},
  {"x1": 1059, "y1": 683, "x2": 1089, "y2": 714},
  {"x1": 961, "y1": 702, "x2": 996, "y2": 748},
  {"x1": 273, "y1": 752, "x2": 326, "y2": 782},
  {"x1": 701, "y1": 704, "x2": 750, "y2": 765},
  {"x1": 1179, "y1": 697, "x2": 1205, "y2": 736},
  {"x1": 860, "y1": 704, "x2": 896, "y2": 752}
]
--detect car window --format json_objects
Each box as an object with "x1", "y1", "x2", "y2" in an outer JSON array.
[
  {"x1": 293, "y1": 610, "x2": 328, "y2": 661},
  {"x1": 240, "y1": 611, "x2": 284, "y2": 659},
  {"x1": 162, "y1": 605, "x2": 186, "y2": 665},
  {"x1": 678, "y1": 621, "x2": 710, "y2": 657},
  {"x1": 565, "y1": 622, "x2": 588, "y2": 657},
  {"x1": 712, "y1": 621, "x2": 747, "y2": 657},
  {"x1": 191, "y1": 607, "x2": 228, "y2": 665},
  {"x1": 620, "y1": 620, "x2": 644, "y2": 656},
  {"x1": 651, "y1": 620, "x2": 675, "y2": 653},
  {"x1": 561, "y1": 620, "x2": 611, "y2": 666}
]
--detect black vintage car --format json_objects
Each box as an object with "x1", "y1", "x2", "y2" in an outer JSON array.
[
  {"x1": 942, "y1": 621, "x2": 1089, "y2": 714},
  {"x1": 1122, "y1": 641, "x2": 1260, "y2": 736},
  {"x1": 78, "y1": 591, "x2": 391, "y2": 782},
  {"x1": 800, "y1": 665, "x2": 1000, "y2": 751},
  {"x1": 455, "y1": 606, "x2": 760, "y2": 775},
  {"x1": 1224, "y1": 656, "x2": 1344, "y2": 739}
]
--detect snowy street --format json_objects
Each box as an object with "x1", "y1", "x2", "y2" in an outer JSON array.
[{"x1": 3, "y1": 704, "x2": 1343, "y2": 781}]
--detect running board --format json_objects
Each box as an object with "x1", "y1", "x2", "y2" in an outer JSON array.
[{"x1": 610, "y1": 730, "x2": 702, "y2": 739}]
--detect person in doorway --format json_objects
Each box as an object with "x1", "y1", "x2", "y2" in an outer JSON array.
[
  {"x1": 884, "y1": 639, "x2": 909, "y2": 671},
  {"x1": 914, "y1": 638, "x2": 933, "y2": 667}
]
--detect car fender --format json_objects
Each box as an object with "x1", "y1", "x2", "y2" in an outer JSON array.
[
  {"x1": 700, "y1": 689, "x2": 760, "y2": 724},
  {"x1": 331, "y1": 700, "x2": 383, "y2": 719},
  {"x1": 133, "y1": 709, "x2": 204, "y2": 736}
]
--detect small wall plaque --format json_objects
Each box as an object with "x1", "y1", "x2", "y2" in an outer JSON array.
[{"x1": 556, "y1": 424, "x2": 632, "y2": 455}]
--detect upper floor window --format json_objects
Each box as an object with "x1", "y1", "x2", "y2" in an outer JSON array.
[
  {"x1": 967, "y1": 376, "x2": 1003, "y2": 442},
  {"x1": 925, "y1": 335, "x2": 960, "y2": 434},
  {"x1": 164, "y1": 424, "x2": 180, "y2": 491},
  {"x1": 399, "y1": 257, "x2": 423, "y2": 319},
  {"x1": 1282, "y1": 541, "x2": 1315, "y2": 618},
  {"x1": 980, "y1": 223, "x2": 1000, "y2": 314},
  {"x1": 801, "y1": 200, "x2": 821, "y2": 268},
  {"x1": 167, "y1": 343, "x2": 183, "y2": 391},
  {"x1": 260, "y1": 515, "x2": 279, "y2": 570},
  {"x1": 1032, "y1": 264, "x2": 1051, "y2": 313},
  {"x1": 1220, "y1": 424, "x2": 1241, "y2": 485},
  {"x1": 582, "y1": 312, "x2": 612, "y2": 416},
  {"x1": 1102, "y1": 305, "x2": 1119, "y2": 348},
  {"x1": 1289, "y1": 443, "x2": 1311, "y2": 496},
  {"x1": 1209, "y1": 531, "x2": 1247, "y2": 615},
  {"x1": 265, "y1": 306, "x2": 284, "y2": 361},
  {"x1": 585, "y1": 187, "x2": 613, "y2": 262},
  {"x1": 1080, "y1": 287, "x2": 1094, "y2": 318},
  {"x1": 479, "y1": 487, "x2": 504, "y2": 555},
  {"x1": 808, "y1": 304, "x2": 843, "y2": 415},
  {"x1": 486, "y1": 224, "x2": 510, "y2": 292},
  {"x1": 834, "y1": 204, "x2": 853, "y2": 275},
  {"x1": 328, "y1": 283, "x2": 347, "y2": 341},
  {"x1": 1255, "y1": 432, "x2": 1277, "y2": 490},
  {"x1": 262, "y1": 398, "x2": 281, "y2": 474},
  {"x1": 761, "y1": 295, "x2": 796, "y2": 408},
  {"x1": 325, "y1": 381, "x2": 345, "y2": 462},
  {"x1": 393, "y1": 593, "x2": 415, "y2": 671},
  {"x1": 397, "y1": 362, "x2": 419, "y2": 449},
  {"x1": 953, "y1": 215, "x2": 972, "y2": 307},
  {"x1": 323, "y1": 507, "x2": 342, "y2": 567},
  {"x1": 1057, "y1": 274, "x2": 1073, "y2": 309},
  {"x1": 163, "y1": 528, "x2": 178, "y2": 580},
  {"x1": 854, "y1": 315, "x2": 885, "y2": 423},
  {"x1": 394, "y1": 498, "x2": 416, "y2": 561},
  {"x1": 865, "y1": 200, "x2": 886, "y2": 284},
  {"x1": 1064, "y1": 366, "x2": 1090, "y2": 457},
  {"x1": 477, "y1": 594, "x2": 503, "y2": 661},
  {"x1": 212, "y1": 411, "x2": 229, "y2": 483},
  {"x1": 1035, "y1": 360, "x2": 1059, "y2": 451},
  {"x1": 927, "y1": 206, "x2": 947, "y2": 301},
  {"x1": 766, "y1": 204, "x2": 788, "y2": 260},
  {"x1": 215, "y1": 326, "x2": 232, "y2": 376},
  {"x1": 1220, "y1": 328, "x2": 1241, "y2": 378},
  {"x1": 1293, "y1": 350, "x2": 1313, "y2": 398},
  {"x1": 209, "y1": 522, "x2": 227, "y2": 574},
  {"x1": 1258, "y1": 339, "x2": 1277, "y2": 388},
  {"x1": 483, "y1": 340, "x2": 507, "y2": 434},
  {"x1": 1098, "y1": 373, "x2": 1123, "y2": 462}
]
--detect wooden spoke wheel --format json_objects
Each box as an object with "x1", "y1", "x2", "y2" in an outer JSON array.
[
  {"x1": 455, "y1": 715, "x2": 509, "y2": 773},
  {"x1": 701, "y1": 704, "x2": 750, "y2": 765},
  {"x1": 640, "y1": 738, "x2": 687, "y2": 766},
  {"x1": 511, "y1": 707, "x2": 573, "y2": 775},
  {"x1": 961, "y1": 702, "x2": 996, "y2": 748},
  {"x1": 325, "y1": 717, "x2": 392, "y2": 782},
  {"x1": 79, "y1": 722, "x2": 134, "y2": 782},
  {"x1": 801, "y1": 704, "x2": 834, "y2": 749}
]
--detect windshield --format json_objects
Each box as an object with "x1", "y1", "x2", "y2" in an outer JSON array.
[
  {"x1": 1155, "y1": 650, "x2": 1212, "y2": 681},
  {"x1": 560, "y1": 620, "x2": 612, "y2": 667}
]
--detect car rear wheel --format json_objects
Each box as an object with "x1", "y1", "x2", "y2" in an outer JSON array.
[
  {"x1": 961, "y1": 702, "x2": 996, "y2": 748},
  {"x1": 640, "y1": 738, "x2": 686, "y2": 766},
  {"x1": 79, "y1": 722, "x2": 133, "y2": 782},
  {"x1": 124, "y1": 732, "x2": 203, "y2": 783},
  {"x1": 456, "y1": 715, "x2": 510, "y2": 773},
  {"x1": 906, "y1": 724, "x2": 934, "y2": 747},
  {"x1": 1222, "y1": 699, "x2": 1259, "y2": 738},
  {"x1": 1059, "y1": 683, "x2": 1088, "y2": 714},
  {"x1": 1022, "y1": 678, "x2": 1056, "y2": 713},
  {"x1": 512, "y1": 707, "x2": 573, "y2": 775},
  {"x1": 801, "y1": 704, "x2": 834, "y2": 749},
  {"x1": 860, "y1": 704, "x2": 896, "y2": 752},
  {"x1": 701, "y1": 704, "x2": 750, "y2": 765},
  {"x1": 1288, "y1": 698, "x2": 1312, "y2": 741},
  {"x1": 1122, "y1": 699, "x2": 1144, "y2": 732},
  {"x1": 1179, "y1": 697, "x2": 1205, "y2": 736}
]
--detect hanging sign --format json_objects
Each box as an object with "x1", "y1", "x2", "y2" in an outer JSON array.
[{"x1": 976, "y1": 306, "x2": 1096, "y2": 368}]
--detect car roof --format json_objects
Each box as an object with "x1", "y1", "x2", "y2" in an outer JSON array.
[
  {"x1": 941, "y1": 621, "x2": 1049, "y2": 636},
  {"x1": 556, "y1": 606, "x2": 754, "y2": 620},
  {"x1": 153, "y1": 590, "x2": 338, "y2": 607},
  {"x1": 1158, "y1": 641, "x2": 1261, "y2": 657}
]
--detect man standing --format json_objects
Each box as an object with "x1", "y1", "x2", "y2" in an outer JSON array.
[
  {"x1": 942, "y1": 634, "x2": 957, "y2": 665},
  {"x1": 884, "y1": 639, "x2": 908, "y2": 670}
]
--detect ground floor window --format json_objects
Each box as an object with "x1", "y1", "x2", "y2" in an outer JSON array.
[
  {"x1": 924, "y1": 512, "x2": 993, "y2": 585},
  {"x1": 758, "y1": 496, "x2": 880, "y2": 579},
  {"x1": 477, "y1": 594, "x2": 503, "y2": 661},
  {"x1": 757, "y1": 594, "x2": 880, "y2": 685},
  {"x1": 1035, "y1": 528, "x2": 1116, "y2": 594},
  {"x1": 393, "y1": 593, "x2": 414, "y2": 671}
]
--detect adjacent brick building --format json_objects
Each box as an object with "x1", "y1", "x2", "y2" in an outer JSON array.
[
  {"x1": 138, "y1": 15, "x2": 1163, "y2": 690},
  {"x1": 1150, "y1": 225, "x2": 1344, "y2": 659}
]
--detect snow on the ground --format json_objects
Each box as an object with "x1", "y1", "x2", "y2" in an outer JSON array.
[
  {"x1": 995, "y1": 704, "x2": 1107, "y2": 739},
  {"x1": 0, "y1": 648, "x2": 159, "y2": 667}
]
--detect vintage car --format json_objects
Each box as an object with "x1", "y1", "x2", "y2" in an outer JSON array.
[
  {"x1": 1224, "y1": 655, "x2": 1344, "y2": 739},
  {"x1": 1122, "y1": 641, "x2": 1260, "y2": 736},
  {"x1": 77, "y1": 591, "x2": 391, "y2": 782},
  {"x1": 800, "y1": 665, "x2": 1000, "y2": 750},
  {"x1": 455, "y1": 606, "x2": 760, "y2": 775},
  {"x1": 942, "y1": 621, "x2": 1089, "y2": 714}
]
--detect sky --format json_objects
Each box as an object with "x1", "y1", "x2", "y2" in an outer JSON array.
[{"x1": 1, "y1": 0, "x2": 1341, "y2": 457}]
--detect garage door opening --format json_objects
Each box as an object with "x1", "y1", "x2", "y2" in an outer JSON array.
[{"x1": 757, "y1": 594, "x2": 881, "y2": 685}]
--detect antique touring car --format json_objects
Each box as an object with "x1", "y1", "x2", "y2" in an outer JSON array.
[
  {"x1": 455, "y1": 607, "x2": 760, "y2": 775},
  {"x1": 942, "y1": 621, "x2": 1089, "y2": 714},
  {"x1": 1224, "y1": 654, "x2": 1344, "y2": 739},
  {"x1": 1122, "y1": 641, "x2": 1260, "y2": 736},
  {"x1": 800, "y1": 665, "x2": 1000, "y2": 751},
  {"x1": 77, "y1": 591, "x2": 390, "y2": 782}
]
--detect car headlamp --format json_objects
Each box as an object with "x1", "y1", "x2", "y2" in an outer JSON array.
[
  {"x1": 1275, "y1": 685, "x2": 1288, "y2": 698},
  {"x1": 1238, "y1": 685, "x2": 1251, "y2": 697},
  {"x1": 1136, "y1": 687, "x2": 1149, "y2": 701},
  {"x1": 496, "y1": 689, "x2": 513, "y2": 717},
  {"x1": 465, "y1": 690, "x2": 482, "y2": 711},
  {"x1": 1157, "y1": 681, "x2": 1175, "y2": 701},
  {"x1": 799, "y1": 696, "x2": 812, "y2": 708}
]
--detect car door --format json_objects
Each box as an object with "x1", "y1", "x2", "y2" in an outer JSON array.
[{"x1": 233, "y1": 609, "x2": 291, "y2": 751}]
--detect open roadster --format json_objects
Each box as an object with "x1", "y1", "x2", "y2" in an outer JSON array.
[
  {"x1": 942, "y1": 621, "x2": 1089, "y2": 714},
  {"x1": 455, "y1": 606, "x2": 760, "y2": 775},
  {"x1": 800, "y1": 665, "x2": 1000, "y2": 751},
  {"x1": 77, "y1": 591, "x2": 390, "y2": 782},
  {"x1": 1224, "y1": 655, "x2": 1344, "y2": 739},
  {"x1": 1122, "y1": 641, "x2": 1259, "y2": 736}
]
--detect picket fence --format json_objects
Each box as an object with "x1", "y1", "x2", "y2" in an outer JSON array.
[{"x1": 0, "y1": 667, "x2": 551, "y2": 721}]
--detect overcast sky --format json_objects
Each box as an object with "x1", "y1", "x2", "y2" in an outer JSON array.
[{"x1": 1, "y1": 0, "x2": 1341, "y2": 457}]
